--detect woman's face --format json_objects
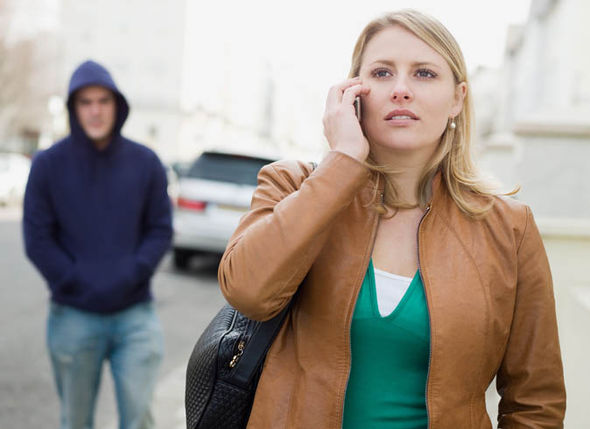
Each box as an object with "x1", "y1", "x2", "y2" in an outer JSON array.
[{"x1": 358, "y1": 25, "x2": 466, "y2": 159}]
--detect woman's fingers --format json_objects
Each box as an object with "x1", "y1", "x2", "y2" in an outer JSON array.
[
  {"x1": 341, "y1": 84, "x2": 371, "y2": 120},
  {"x1": 341, "y1": 84, "x2": 370, "y2": 106},
  {"x1": 322, "y1": 79, "x2": 371, "y2": 162},
  {"x1": 325, "y1": 77, "x2": 361, "y2": 107}
]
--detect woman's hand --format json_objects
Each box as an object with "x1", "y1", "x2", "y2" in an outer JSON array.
[{"x1": 322, "y1": 77, "x2": 371, "y2": 162}]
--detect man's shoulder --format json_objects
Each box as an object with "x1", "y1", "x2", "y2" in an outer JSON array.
[
  {"x1": 45, "y1": 136, "x2": 72, "y2": 153},
  {"x1": 120, "y1": 137, "x2": 160, "y2": 162},
  {"x1": 31, "y1": 137, "x2": 71, "y2": 165}
]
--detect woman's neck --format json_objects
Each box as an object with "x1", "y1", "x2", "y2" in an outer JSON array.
[{"x1": 372, "y1": 147, "x2": 434, "y2": 205}]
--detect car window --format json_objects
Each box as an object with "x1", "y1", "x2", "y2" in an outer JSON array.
[{"x1": 186, "y1": 153, "x2": 274, "y2": 186}]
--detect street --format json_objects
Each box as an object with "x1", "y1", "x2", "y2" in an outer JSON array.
[{"x1": 0, "y1": 208, "x2": 226, "y2": 429}]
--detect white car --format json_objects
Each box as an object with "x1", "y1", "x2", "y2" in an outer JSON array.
[
  {"x1": 0, "y1": 152, "x2": 31, "y2": 206},
  {"x1": 172, "y1": 151, "x2": 276, "y2": 269}
]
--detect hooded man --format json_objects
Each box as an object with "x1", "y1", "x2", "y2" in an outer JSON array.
[{"x1": 23, "y1": 60, "x2": 172, "y2": 429}]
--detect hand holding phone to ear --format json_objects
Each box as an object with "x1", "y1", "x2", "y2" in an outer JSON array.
[{"x1": 322, "y1": 77, "x2": 370, "y2": 162}]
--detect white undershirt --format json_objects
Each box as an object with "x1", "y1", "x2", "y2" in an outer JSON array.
[{"x1": 373, "y1": 268, "x2": 413, "y2": 317}]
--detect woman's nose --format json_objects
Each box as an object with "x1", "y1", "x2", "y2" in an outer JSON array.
[{"x1": 391, "y1": 79, "x2": 413, "y2": 102}]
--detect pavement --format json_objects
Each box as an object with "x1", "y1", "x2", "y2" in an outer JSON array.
[
  {"x1": 0, "y1": 206, "x2": 21, "y2": 222},
  {"x1": 101, "y1": 365, "x2": 187, "y2": 429},
  {"x1": 152, "y1": 366, "x2": 187, "y2": 429}
]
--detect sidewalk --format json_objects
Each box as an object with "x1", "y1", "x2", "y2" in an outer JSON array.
[
  {"x1": 102, "y1": 364, "x2": 187, "y2": 429},
  {"x1": 0, "y1": 206, "x2": 21, "y2": 222},
  {"x1": 152, "y1": 365, "x2": 187, "y2": 429}
]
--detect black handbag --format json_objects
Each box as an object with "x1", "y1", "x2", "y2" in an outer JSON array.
[{"x1": 185, "y1": 301, "x2": 291, "y2": 429}]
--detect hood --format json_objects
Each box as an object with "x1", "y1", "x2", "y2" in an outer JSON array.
[{"x1": 66, "y1": 60, "x2": 129, "y2": 150}]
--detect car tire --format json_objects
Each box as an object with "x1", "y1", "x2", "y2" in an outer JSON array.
[{"x1": 173, "y1": 248, "x2": 193, "y2": 270}]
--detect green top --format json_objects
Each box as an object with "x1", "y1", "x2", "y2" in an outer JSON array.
[{"x1": 342, "y1": 260, "x2": 430, "y2": 429}]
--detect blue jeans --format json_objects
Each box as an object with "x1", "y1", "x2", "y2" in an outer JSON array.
[{"x1": 47, "y1": 301, "x2": 164, "y2": 429}]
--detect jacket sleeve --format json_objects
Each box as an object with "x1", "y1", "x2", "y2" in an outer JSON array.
[
  {"x1": 496, "y1": 206, "x2": 566, "y2": 428},
  {"x1": 22, "y1": 153, "x2": 76, "y2": 293},
  {"x1": 133, "y1": 155, "x2": 173, "y2": 284},
  {"x1": 218, "y1": 151, "x2": 370, "y2": 321}
]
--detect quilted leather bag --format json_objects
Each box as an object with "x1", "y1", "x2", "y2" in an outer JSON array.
[{"x1": 185, "y1": 302, "x2": 291, "y2": 429}]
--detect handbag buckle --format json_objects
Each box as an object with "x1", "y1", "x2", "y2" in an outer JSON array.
[{"x1": 229, "y1": 340, "x2": 246, "y2": 368}]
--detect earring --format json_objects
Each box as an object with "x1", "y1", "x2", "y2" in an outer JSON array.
[{"x1": 449, "y1": 118, "x2": 456, "y2": 130}]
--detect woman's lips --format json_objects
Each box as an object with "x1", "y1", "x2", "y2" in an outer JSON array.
[
  {"x1": 388, "y1": 115, "x2": 415, "y2": 120},
  {"x1": 384, "y1": 109, "x2": 419, "y2": 120},
  {"x1": 383, "y1": 109, "x2": 419, "y2": 126}
]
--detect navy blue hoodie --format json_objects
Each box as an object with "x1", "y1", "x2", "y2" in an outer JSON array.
[{"x1": 23, "y1": 60, "x2": 172, "y2": 313}]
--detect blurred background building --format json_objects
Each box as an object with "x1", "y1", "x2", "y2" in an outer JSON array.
[
  {"x1": 0, "y1": 0, "x2": 327, "y2": 162},
  {"x1": 471, "y1": 0, "x2": 590, "y2": 425},
  {"x1": 1, "y1": 0, "x2": 191, "y2": 161},
  {"x1": 0, "y1": 0, "x2": 58, "y2": 155},
  {"x1": 474, "y1": 0, "x2": 590, "y2": 218}
]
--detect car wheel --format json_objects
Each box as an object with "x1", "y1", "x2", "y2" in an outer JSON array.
[{"x1": 173, "y1": 248, "x2": 193, "y2": 270}]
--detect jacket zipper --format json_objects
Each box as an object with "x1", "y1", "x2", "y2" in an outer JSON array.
[
  {"x1": 417, "y1": 203, "x2": 432, "y2": 428},
  {"x1": 338, "y1": 191, "x2": 382, "y2": 427}
]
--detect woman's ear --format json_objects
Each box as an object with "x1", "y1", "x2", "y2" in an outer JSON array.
[{"x1": 450, "y1": 82, "x2": 467, "y2": 117}]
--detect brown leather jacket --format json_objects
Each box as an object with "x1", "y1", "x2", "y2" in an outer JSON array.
[{"x1": 219, "y1": 151, "x2": 566, "y2": 429}]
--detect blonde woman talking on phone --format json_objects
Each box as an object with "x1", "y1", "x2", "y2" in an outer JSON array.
[{"x1": 218, "y1": 9, "x2": 566, "y2": 429}]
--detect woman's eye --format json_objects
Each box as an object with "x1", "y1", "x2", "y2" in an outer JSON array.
[
  {"x1": 372, "y1": 69, "x2": 391, "y2": 78},
  {"x1": 416, "y1": 69, "x2": 437, "y2": 79}
]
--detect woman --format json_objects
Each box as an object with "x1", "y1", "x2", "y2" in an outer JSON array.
[{"x1": 218, "y1": 9, "x2": 566, "y2": 429}]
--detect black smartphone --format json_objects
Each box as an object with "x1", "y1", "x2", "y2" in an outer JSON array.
[{"x1": 353, "y1": 96, "x2": 361, "y2": 122}]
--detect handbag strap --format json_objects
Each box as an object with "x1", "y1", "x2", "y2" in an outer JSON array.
[
  {"x1": 232, "y1": 161, "x2": 317, "y2": 388},
  {"x1": 231, "y1": 303, "x2": 291, "y2": 388}
]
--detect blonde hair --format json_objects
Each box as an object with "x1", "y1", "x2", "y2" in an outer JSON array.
[{"x1": 349, "y1": 9, "x2": 513, "y2": 217}]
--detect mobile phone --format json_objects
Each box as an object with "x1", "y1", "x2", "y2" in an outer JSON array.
[{"x1": 353, "y1": 96, "x2": 361, "y2": 121}]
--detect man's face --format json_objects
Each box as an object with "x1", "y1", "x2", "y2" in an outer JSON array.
[{"x1": 74, "y1": 86, "x2": 116, "y2": 145}]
